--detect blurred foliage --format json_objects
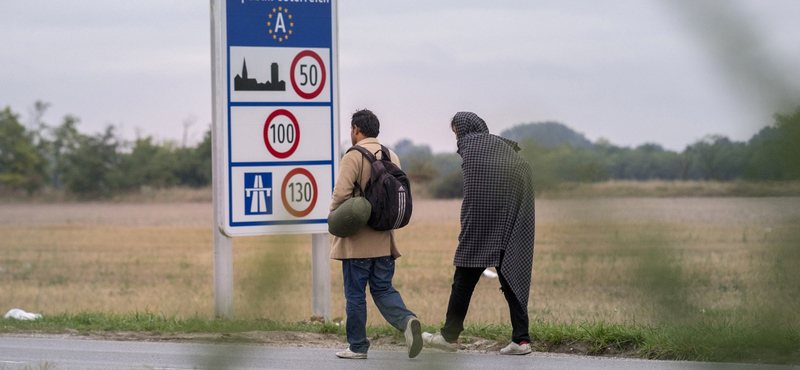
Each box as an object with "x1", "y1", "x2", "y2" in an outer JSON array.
[
  {"x1": 395, "y1": 139, "x2": 438, "y2": 182},
  {"x1": 429, "y1": 168, "x2": 463, "y2": 199}
]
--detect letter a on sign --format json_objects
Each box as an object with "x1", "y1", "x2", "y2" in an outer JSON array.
[{"x1": 275, "y1": 13, "x2": 286, "y2": 33}]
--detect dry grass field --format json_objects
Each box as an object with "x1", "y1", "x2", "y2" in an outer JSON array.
[
  {"x1": 542, "y1": 180, "x2": 800, "y2": 198},
  {"x1": 1, "y1": 198, "x2": 799, "y2": 328}
]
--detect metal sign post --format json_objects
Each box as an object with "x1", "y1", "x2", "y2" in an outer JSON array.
[{"x1": 210, "y1": 0, "x2": 338, "y2": 320}]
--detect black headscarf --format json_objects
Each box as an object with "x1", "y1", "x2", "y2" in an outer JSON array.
[{"x1": 452, "y1": 111, "x2": 535, "y2": 310}]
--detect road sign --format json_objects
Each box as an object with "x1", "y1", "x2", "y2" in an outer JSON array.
[
  {"x1": 263, "y1": 109, "x2": 300, "y2": 159},
  {"x1": 213, "y1": 0, "x2": 339, "y2": 236},
  {"x1": 281, "y1": 168, "x2": 319, "y2": 218},
  {"x1": 290, "y1": 50, "x2": 327, "y2": 99}
]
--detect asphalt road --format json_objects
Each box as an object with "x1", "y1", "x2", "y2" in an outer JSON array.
[{"x1": 0, "y1": 337, "x2": 796, "y2": 370}]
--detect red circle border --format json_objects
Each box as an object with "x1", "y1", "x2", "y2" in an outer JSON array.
[
  {"x1": 290, "y1": 50, "x2": 327, "y2": 100},
  {"x1": 263, "y1": 109, "x2": 300, "y2": 159}
]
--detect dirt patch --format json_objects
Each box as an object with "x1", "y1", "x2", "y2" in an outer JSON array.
[
  {"x1": 87, "y1": 330, "x2": 349, "y2": 348},
  {"x1": 542, "y1": 340, "x2": 639, "y2": 358}
]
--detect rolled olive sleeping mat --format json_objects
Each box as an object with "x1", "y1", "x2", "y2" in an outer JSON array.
[{"x1": 328, "y1": 197, "x2": 372, "y2": 238}]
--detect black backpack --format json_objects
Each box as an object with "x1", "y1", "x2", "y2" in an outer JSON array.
[{"x1": 347, "y1": 145, "x2": 412, "y2": 231}]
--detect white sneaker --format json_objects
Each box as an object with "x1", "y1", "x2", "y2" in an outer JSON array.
[
  {"x1": 335, "y1": 348, "x2": 367, "y2": 359},
  {"x1": 404, "y1": 317, "x2": 423, "y2": 358},
  {"x1": 500, "y1": 341, "x2": 532, "y2": 355},
  {"x1": 421, "y1": 331, "x2": 458, "y2": 352}
]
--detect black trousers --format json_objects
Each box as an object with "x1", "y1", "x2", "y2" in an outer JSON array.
[{"x1": 440, "y1": 265, "x2": 530, "y2": 344}]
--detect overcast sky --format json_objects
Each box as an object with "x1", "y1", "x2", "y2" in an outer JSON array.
[{"x1": 2, "y1": 0, "x2": 799, "y2": 153}]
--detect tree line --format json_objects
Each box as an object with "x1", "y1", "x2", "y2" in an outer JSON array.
[
  {"x1": 0, "y1": 103, "x2": 210, "y2": 197},
  {"x1": 1, "y1": 102, "x2": 798, "y2": 198},
  {"x1": 399, "y1": 107, "x2": 800, "y2": 197}
]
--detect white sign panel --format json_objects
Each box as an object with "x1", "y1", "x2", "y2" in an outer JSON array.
[{"x1": 229, "y1": 47, "x2": 331, "y2": 103}]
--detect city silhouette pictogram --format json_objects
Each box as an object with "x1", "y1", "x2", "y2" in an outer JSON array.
[{"x1": 234, "y1": 59, "x2": 286, "y2": 91}]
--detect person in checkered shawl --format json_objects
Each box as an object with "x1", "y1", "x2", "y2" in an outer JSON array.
[{"x1": 423, "y1": 111, "x2": 535, "y2": 355}]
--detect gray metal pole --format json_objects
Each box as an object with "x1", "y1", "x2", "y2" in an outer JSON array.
[
  {"x1": 311, "y1": 233, "x2": 331, "y2": 321},
  {"x1": 210, "y1": 0, "x2": 234, "y2": 320},
  {"x1": 213, "y1": 227, "x2": 234, "y2": 319}
]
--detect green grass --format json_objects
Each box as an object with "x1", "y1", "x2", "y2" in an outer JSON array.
[
  {"x1": 639, "y1": 319, "x2": 800, "y2": 364},
  {"x1": 2, "y1": 311, "x2": 798, "y2": 365},
  {"x1": 0, "y1": 310, "x2": 344, "y2": 335},
  {"x1": 0, "y1": 362, "x2": 54, "y2": 370}
]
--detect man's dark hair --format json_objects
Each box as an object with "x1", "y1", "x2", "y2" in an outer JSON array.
[{"x1": 351, "y1": 109, "x2": 380, "y2": 138}]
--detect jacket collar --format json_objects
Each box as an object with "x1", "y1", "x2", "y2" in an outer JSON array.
[{"x1": 355, "y1": 137, "x2": 380, "y2": 146}]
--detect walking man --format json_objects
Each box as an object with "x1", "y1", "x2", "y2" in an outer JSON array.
[
  {"x1": 330, "y1": 109, "x2": 422, "y2": 359},
  {"x1": 422, "y1": 111, "x2": 535, "y2": 355}
]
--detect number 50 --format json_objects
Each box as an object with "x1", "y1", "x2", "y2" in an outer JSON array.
[{"x1": 299, "y1": 64, "x2": 318, "y2": 86}]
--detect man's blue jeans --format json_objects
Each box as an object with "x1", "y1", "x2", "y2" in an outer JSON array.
[{"x1": 342, "y1": 256, "x2": 416, "y2": 354}]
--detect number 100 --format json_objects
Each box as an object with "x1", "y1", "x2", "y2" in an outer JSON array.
[{"x1": 270, "y1": 123, "x2": 295, "y2": 144}]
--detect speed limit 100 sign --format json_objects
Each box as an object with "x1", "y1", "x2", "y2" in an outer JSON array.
[
  {"x1": 214, "y1": 0, "x2": 339, "y2": 236},
  {"x1": 263, "y1": 109, "x2": 300, "y2": 159}
]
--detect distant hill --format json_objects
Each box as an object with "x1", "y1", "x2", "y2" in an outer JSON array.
[
  {"x1": 393, "y1": 138, "x2": 432, "y2": 157},
  {"x1": 500, "y1": 121, "x2": 593, "y2": 148}
]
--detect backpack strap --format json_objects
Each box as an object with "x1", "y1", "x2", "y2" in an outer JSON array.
[
  {"x1": 345, "y1": 145, "x2": 377, "y2": 197},
  {"x1": 346, "y1": 145, "x2": 377, "y2": 163},
  {"x1": 378, "y1": 145, "x2": 392, "y2": 162}
]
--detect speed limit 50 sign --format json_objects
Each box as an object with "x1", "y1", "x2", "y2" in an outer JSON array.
[{"x1": 212, "y1": 0, "x2": 339, "y2": 236}]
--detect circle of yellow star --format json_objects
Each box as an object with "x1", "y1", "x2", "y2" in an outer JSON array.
[{"x1": 267, "y1": 6, "x2": 293, "y2": 42}]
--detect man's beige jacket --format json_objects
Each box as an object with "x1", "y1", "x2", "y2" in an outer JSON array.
[{"x1": 329, "y1": 137, "x2": 401, "y2": 260}]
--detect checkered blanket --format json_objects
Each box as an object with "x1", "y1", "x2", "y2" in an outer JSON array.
[{"x1": 453, "y1": 111, "x2": 535, "y2": 310}]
